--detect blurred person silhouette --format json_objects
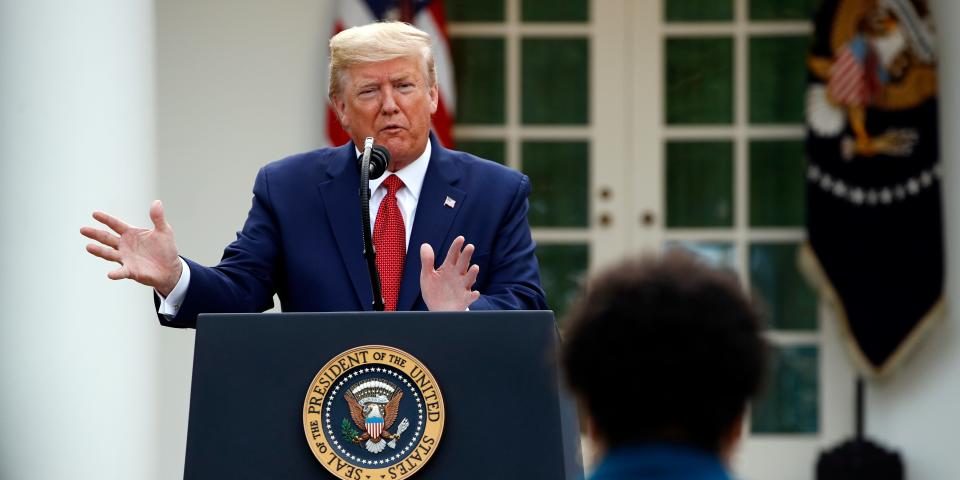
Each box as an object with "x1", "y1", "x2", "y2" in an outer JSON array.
[{"x1": 561, "y1": 252, "x2": 767, "y2": 480}]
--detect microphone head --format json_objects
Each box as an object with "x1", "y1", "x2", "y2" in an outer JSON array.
[{"x1": 368, "y1": 144, "x2": 390, "y2": 180}]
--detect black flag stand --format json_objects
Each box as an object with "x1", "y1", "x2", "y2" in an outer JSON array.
[{"x1": 816, "y1": 377, "x2": 904, "y2": 479}]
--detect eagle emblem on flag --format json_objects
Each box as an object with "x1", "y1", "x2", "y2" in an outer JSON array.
[
  {"x1": 345, "y1": 379, "x2": 409, "y2": 453},
  {"x1": 802, "y1": 0, "x2": 944, "y2": 377},
  {"x1": 806, "y1": 0, "x2": 936, "y2": 159}
]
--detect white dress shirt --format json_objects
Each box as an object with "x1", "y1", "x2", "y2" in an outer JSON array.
[
  {"x1": 367, "y1": 139, "x2": 430, "y2": 249},
  {"x1": 157, "y1": 139, "x2": 433, "y2": 317}
]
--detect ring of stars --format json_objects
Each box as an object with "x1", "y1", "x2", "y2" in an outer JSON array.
[{"x1": 323, "y1": 366, "x2": 426, "y2": 466}]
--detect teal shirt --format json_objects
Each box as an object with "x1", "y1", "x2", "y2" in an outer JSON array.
[{"x1": 589, "y1": 444, "x2": 733, "y2": 480}]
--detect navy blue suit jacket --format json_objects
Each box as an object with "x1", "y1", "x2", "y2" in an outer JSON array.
[{"x1": 159, "y1": 136, "x2": 547, "y2": 328}]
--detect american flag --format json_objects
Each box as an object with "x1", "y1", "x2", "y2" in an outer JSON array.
[
  {"x1": 326, "y1": 0, "x2": 456, "y2": 148},
  {"x1": 827, "y1": 34, "x2": 883, "y2": 107}
]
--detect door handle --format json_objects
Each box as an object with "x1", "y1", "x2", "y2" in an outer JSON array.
[{"x1": 640, "y1": 210, "x2": 656, "y2": 227}]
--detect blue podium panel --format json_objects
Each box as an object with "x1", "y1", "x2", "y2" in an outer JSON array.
[{"x1": 184, "y1": 311, "x2": 582, "y2": 479}]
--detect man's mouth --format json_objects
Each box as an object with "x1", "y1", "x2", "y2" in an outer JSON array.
[{"x1": 380, "y1": 125, "x2": 404, "y2": 134}]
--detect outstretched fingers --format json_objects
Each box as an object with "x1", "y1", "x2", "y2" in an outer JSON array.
[
  {"x1": 455, "y1": 242, "x2": 475, "y2": 275},
  {"x1": 92, "y1": 211, "x2": 131, "y2": 235},
  {"x1": 418, "y1": 239, "x2": 482, "y2": 311},
  {"x1": 80, "y1": 226, "x2": 120, "y2": 249},
  {"x1": 464, "y1": 264, "x2": 480, "y2": 290},
  {"x1": 149, "y1": 200, "x2": 168, "y2": 231},
  {"x1": 86, "y1": 243, "x2": 121, "y2": 263},
  {"x1": 443, "y1": 236, "x2": 465, "y2": 269},
  {"x1": 107, "y1": 265, "x2": 130, "y2": 281},
  {"x1": 419, "y1": 243, "x2": 436, "y2": 276}
]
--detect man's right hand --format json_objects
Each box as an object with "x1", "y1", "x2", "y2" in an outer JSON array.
[{"x1": 80, "y1": 200, "x2": 182, "y2": 297}]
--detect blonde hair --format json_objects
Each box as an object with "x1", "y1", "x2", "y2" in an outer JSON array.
[{"x1": 328, "y1": 22, "x2": 436, "y2": 101}]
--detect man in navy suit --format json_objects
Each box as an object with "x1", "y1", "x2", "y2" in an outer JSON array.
[{"x1": 81, "y1": 22, "x2": 546, "y2": 327}]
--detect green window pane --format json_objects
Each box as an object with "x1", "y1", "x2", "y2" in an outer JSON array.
[
  {"x1": 537, "y1": 244, "x2": 589, "y2": 323},
  {"x1": 751, "y1": 345, "x2": 819, "y2": 434},
  {"x1": 457, "y1": 140, "x2": 506, "y2": 165},
  {"x1": 446, "y1": 0, "x2": 505, "y2": 22},
  {"x1": 750, "y1": 140, "x2": 806, "y2": 227},
  {"x1": 522, "y1": 0, "x2": 588, "y2": 22},
  {"x1": 523, "y1": 141, "x2": 589, "y2": 227},
  {"x1": 452, "y1": 37, "x2": 505, "y2": 125},
  {"x1": 665, "y1": 0, "x2": 733, "y2": 22},
  {"x1": 749, "y1": 36, "x2": 810, "y2": 124},
  {"x1": 749, "y1": 0, "x2": 818, "y2": 20},
  {"x1": 522, "y1": 38, "x2": 589, "y2": 125},
  {"x1": 665, "y1": 141, "x2": 734, "y2": 228},
  {"x1": 666, "y1": 37, "x2": 734, "y2": 124},
  {"x1": 664, "y1": 241, "x2": 737, "y2": 272},
  {"x1": 749, "y1": 243, "x2": 817, "y2": 330}
]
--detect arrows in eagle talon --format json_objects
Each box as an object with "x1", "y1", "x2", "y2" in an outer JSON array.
[{"x1": 388, "y1": 418, "x2": 409, "y2": 449}]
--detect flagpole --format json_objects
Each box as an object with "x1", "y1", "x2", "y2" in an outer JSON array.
[
  {"x1": 816, "y1": 375, "x2": 903, "y2": 479},
  {"x1": 855, "y1": 376, "x2": 864, "y2": 441}
]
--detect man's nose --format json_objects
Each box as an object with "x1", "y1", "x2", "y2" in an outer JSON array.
[{"x1": 381, "y1": 88, "x2": 400, "y2": 114}]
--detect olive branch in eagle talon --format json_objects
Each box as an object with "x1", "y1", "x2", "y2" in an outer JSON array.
[
  {"x1": 345, "y1": 388, "x2": 403, "y2": 444},
  {"x1": 340, "y1": 418, "x2": 360, "y2": 443}
]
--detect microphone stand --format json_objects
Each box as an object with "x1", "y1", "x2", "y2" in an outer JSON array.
[{"x1": 359, "y1": 138, "x2": 385, "y2": 311}]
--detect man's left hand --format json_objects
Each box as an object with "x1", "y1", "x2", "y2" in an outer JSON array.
[{"x1": 419, "y1": 236, "x2": 480, "y2": 311}]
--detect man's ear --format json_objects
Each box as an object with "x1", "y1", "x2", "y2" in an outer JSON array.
[
  {"x1": 428, "y1": 83, "x2": 439, "y2": 114},
  {"x1": 579, "y1": 409, "x2": 607, "y2": 468},
  {"x1": 719, "y1": 411, "x2": 746, "y2": 464},
  {"x1": 331, "y1": 95, "x2": 348, "y2": 127}
]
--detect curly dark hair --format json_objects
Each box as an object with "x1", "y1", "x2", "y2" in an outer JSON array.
[{"x1": 560, "y1": 252, "x2": 767, "y2": 453}]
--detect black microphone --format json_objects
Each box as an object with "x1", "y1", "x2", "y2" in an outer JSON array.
[
  {"x1": 358, "y1": 136, "x2": 391, "y2": 311},
  {"x1": 359, "y1": 138, "x2": 390, "y2": 180}
]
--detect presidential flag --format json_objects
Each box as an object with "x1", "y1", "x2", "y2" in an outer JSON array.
[
  {"x1": 801, "y1": 0, "x2": 944, "y2": 377},
  {"x1": 326, "y1": 0, "x2": 456, "y2": 148}
]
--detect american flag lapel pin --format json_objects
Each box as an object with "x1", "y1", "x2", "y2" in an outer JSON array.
[{"x1": 444, "y1": 196, "x2": 456, "y2": 208}]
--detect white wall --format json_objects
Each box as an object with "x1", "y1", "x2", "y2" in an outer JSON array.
[
  {"x1": 154, "y1": 0, "x2": 333, "y2": 477},
  {"x1": 0, "y1": 1, "x2": 158, "y2": 478},
  {"x1": 863, "y1": 1, "x2": 960, "y2": 478}
]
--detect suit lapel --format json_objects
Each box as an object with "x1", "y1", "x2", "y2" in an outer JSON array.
[
  {"x1": 397, "y1": 140, "x2": 465, "y2": 311},
  {"x1": 317, "y1": 142, "x2": 372, "y2": 310}
]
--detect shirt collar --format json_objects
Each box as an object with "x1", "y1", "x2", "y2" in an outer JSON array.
[
  {"x1": 589, "y1": 443, "x2": 732, "y2": 480},
  {"x1": 357, "y1": 137, "x2": 431, "y2": 200}
]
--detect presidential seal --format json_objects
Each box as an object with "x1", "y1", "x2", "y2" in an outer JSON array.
[{"x1": 303, "y1": 346, "x2": 445, "y2": 479}]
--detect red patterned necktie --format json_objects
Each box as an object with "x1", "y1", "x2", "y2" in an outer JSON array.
[{"x1": 374, "y1": 175, "x2": 406, "y2": 311}]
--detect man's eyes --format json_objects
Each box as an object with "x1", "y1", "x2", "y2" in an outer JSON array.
[
  {"x1": 358, "y1": 88, "x2": 377, "y2": 97},
  {"x1": 356, "y1": 83, "x2": 415, "y2": 97}
]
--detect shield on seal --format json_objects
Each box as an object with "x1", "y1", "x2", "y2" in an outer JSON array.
[{"x1": 366, "y1": 416, "x2": 384, "y2": 441}]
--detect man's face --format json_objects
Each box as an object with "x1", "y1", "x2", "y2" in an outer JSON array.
[{"x1": 333, "y1": 56, "x2": 438, "y2": 171}]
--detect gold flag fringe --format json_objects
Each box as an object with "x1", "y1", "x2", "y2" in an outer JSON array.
[{"x1": 798, "y1": 242, "x2": 946, "y2": 378}]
